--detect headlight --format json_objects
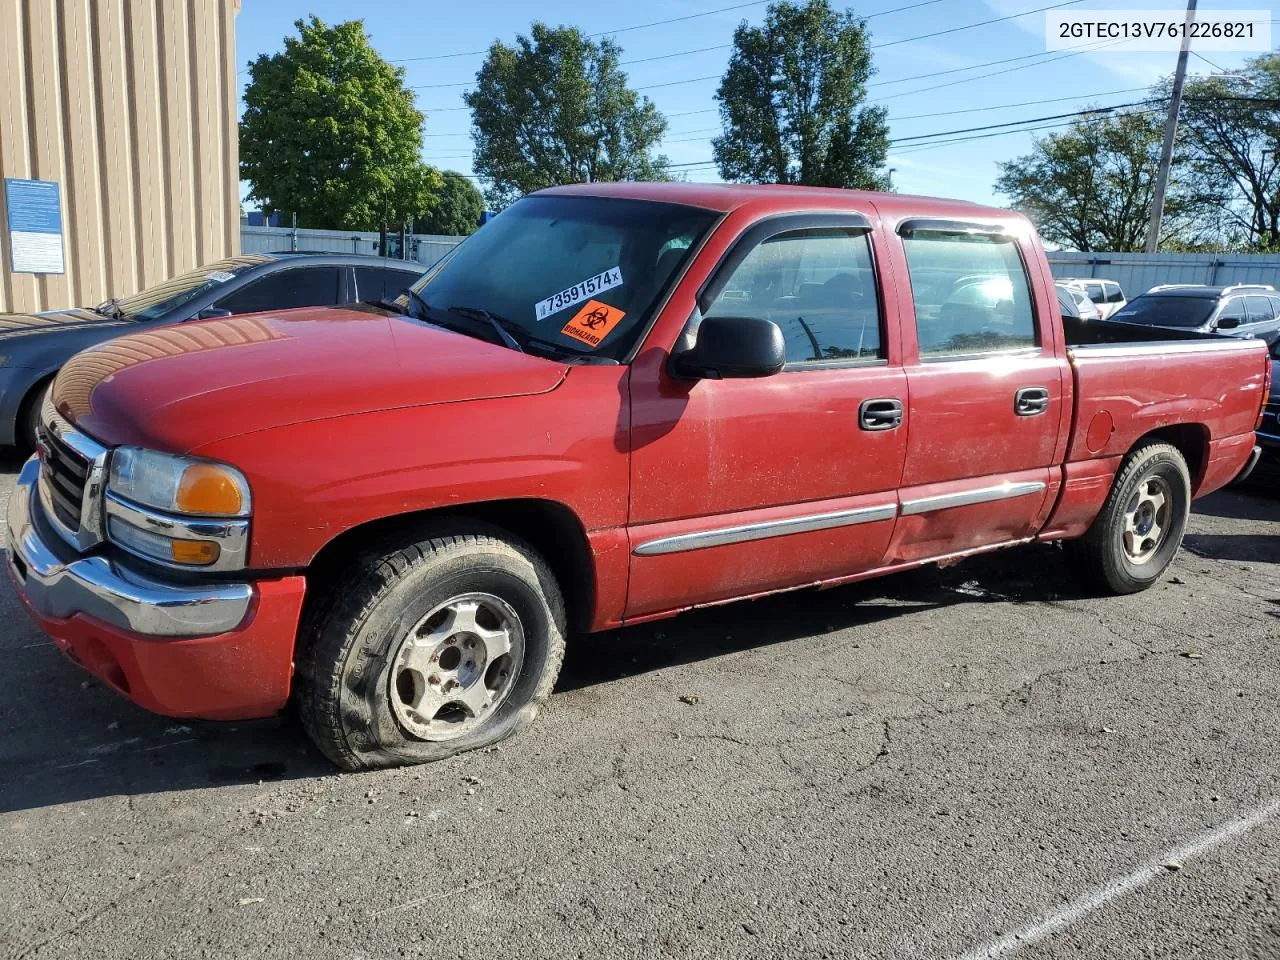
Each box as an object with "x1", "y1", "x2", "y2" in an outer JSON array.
[
  {"x1": 104, "y1": 447, "x2": 250, "y2": 570},
  {"x1": 108, "y1": 447, "x2": 250, "y2": 517}
]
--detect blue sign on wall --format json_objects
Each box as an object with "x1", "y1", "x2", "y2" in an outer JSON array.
[{"x1": 5, "y1": 178, "x2": 65, "y2": 274}]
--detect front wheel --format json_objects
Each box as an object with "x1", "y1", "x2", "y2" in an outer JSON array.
[
  {"x1": 1067, "y1": 442, "x2": 1191, "y2": 594},
  {"x1": 295, "y1": 526, "x2": 566, "y2": 770}
]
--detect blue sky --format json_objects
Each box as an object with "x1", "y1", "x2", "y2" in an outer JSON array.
[{"x1": 234, "y1": 0, "x2": 1265, "y2": 207}]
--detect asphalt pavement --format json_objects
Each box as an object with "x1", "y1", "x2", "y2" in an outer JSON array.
[{"x1": 2, "y1": 456, "x2": 1278, "y2": 960}]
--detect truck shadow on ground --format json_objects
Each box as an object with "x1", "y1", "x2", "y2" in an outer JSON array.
[
  {"x1": 555, "y1": 540, "x2": 1095, "y2": 693},
  {"x1": 0, "y1": 541, "x2": 1091, "y2": 813},
  {"x1": 3, "y1": 490, "x2": 1274, "y2": 814}
]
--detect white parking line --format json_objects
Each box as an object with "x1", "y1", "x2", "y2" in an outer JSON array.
[{"x1": 955, "y1": 798, "x2": 1280, "y2": 960}]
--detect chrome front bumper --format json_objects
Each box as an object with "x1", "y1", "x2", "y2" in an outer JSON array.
[{"x1": 6, "y1": 457, "x2": 253, "y2": 637}]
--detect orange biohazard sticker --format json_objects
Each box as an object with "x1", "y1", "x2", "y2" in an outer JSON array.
[{"x1": 560, "y1": 300, "x2": 625, "y2": 349}]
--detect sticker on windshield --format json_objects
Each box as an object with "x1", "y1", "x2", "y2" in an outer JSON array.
[
  {"x1": 535, "y1": 267, "x2": 623, "y2": 321},
  {"x1": 561, "y1": 300, "x2": 625, "y2": 349},
  {"x1": 207, "y1": 271, "x2": 235, "y2": 283}
]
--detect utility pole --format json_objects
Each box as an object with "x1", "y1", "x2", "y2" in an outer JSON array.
[{"x1": 1144, "y1": 0, "x2": 1197, "y2": 253}]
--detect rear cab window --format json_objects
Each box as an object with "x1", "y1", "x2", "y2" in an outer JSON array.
[{"x1": 898, "y1": 221, "x2": 1038, "y2": 358}]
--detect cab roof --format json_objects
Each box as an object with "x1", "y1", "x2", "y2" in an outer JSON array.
[{"x1": 537, "y1": 181, "x2": 1022, "y2": 226}]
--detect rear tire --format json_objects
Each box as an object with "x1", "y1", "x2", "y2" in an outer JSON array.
[
  {"x1": 1067, "y1": 442, "x2": 1191, "y2": 594},
  {"x1": 295, "y1": 525, "x2": 566, "y2": 771}
]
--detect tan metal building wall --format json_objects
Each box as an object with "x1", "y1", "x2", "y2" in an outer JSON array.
[{"x1": 0, "y1": 0, "x2": 240, "y2": 314}]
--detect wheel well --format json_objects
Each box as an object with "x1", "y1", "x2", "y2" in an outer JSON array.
[
  {"x1": 1129, "y1": 423, "x2": 1209, "y2": 491},
  {"x1": 304, "y1": 499, "x2": 597, "y2": 633},
  {"x1": 16, "y1": 372, "x2": 55, "y2": 447}
]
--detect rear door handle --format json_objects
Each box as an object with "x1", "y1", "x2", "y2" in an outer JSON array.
[
  {"x1": 1014, "y1": 386, "x2": 1050, "y2": 416},
  {"x1": 859, "y1": 398, "x2": 904, "y2": 431}
]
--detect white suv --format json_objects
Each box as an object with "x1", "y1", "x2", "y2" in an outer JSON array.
[{"x1": 1058, "y1": 277, "x2": 1127, "y2": 319}]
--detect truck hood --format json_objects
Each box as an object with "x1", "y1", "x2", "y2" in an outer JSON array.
[
  {"x1": 53, "y1": 306, "x2": 570, "y2": 451},
  {"x1": 0, "y1": 307, "x2": 131, "y2": 340}
]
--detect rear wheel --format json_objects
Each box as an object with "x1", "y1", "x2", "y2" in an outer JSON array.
[
  {"x1": 1067, "y1": 442, "x2": 1191, "y2": 594},
  {"x1": 295, "y1": 525, "x2": 566, "y2": 771}
]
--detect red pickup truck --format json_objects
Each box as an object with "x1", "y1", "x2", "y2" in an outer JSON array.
[{"x1": 8, "y1": 183, "x2": 1269, "y2": 770}]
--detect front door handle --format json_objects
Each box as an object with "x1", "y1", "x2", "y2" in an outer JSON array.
[
  {"x1": 859, "y1": 398, "x2": 904, "y2": 431},
  {"x1": 1014, "y1": 386, "x2": 1050, "y2": 416}
]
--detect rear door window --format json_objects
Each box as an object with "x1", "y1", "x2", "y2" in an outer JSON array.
[
  {"x1": 901, "y1": 230, "x2": 1037, "y2": 357},
  {"x1": 216, "y1": 267, "x2": 342, "y2": 314},
  {"x1": 1105, "y1": 283, "x2": 1125, "y2": 303},
  {"x1": 1245, "y1": 295, "x2": 1275, "y2": 324}
]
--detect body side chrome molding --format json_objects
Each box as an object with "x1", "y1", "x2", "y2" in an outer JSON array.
[
  {"x1": 1068, "y1": 338, "x2": 1264, "y2": 358},
  {"x1": 900, "y1": 480, "x2": 1046, "y2": 516},
  {"x1": 633, "y1": 503, "x2": 897, "y2": 556}
]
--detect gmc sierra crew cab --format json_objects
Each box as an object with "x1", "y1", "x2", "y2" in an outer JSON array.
[{"x1": 7, "y1": 183, "x2": 1270, "y2": 771}]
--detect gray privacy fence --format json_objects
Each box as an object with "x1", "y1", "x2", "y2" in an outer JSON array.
[
  {"x1": 240, "y1": 225, "x2": 464, "y2": 265},
  {"x1": 1047, "y1": 251, "x2": 1280, "y2": 296}
]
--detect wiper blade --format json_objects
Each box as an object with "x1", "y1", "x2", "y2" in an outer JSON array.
[
  {"x1": 447, "y1": 306, "x2": 524, "y2": 354},
  {"x1": 372, "y1": 297, "x2": 409, "y2": 315},
  {"x1": 404, "y1": 288, "x2": 431, "y2": 319},
  {"x1": 93, "y1": 298, "x2": 125, "y2": 319}
]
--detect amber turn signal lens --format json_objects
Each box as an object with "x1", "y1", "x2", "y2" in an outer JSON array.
[
  {"x1": 169, "y1": 539, "x2": 221, "y2": 565},
  {"x1": 175, "y1": 463, "x2": 244, "y2": 516}
]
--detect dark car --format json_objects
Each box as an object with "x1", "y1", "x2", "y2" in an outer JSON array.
[
  {"x1": 0, "y1": 253, "x2": 423, "y2": 447},
  {"x1": 1106, "y1": 283, "x2": 1280, "y2": 347}
]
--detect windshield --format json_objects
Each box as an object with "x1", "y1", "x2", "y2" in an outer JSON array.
[
  {"x1": 1109, "y1": 295, "x2": 1216, "y2": 329},
  {"x1": 112, "y1": 256, "x2": 271, "y2": 321},
  {"x1": 405, "y1": 195, "x2": 720, "y2": 360}
]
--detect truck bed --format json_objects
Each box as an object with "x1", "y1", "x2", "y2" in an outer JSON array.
[{"x1": 1065, "y1": 332, "x2": 1268, "y2": 492}]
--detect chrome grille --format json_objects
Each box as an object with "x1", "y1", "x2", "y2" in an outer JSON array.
[
  {"x1": 39, "y1": 426, "x2": 89, "y2": 531},
  {"x1": 35, "y1": 395, "x2": 108, "y2": 551}
]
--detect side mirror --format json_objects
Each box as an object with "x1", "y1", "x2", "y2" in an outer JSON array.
[
  {"x1": 196, "y1": 306, "x2": 232, "y2": 320},
  {"x1": 1217, "y1": 315, "x2": 1240, "y2": 330},
  {"x1": 672, "y1": 315, "x2": 786, "y2": 380}
]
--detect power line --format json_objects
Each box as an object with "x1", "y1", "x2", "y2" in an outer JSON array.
[
  {"x1": 874, "y1": 36, "x2": 1129, "y2": 101},
  {"x1": 390, "y1": 1, "x2": 769, "y2": 63},
  {"x1": 892, "y1": 100, "x2": 1154, "y2": 143},
  {"x1": 891, "y1": 87, "x2": 1150, "y2": 121},
  {"x1": 869, "y1": 35, "x2": 1120, "y2": 88},
  {"x1": 1192, "y1": 50, "x2": 1232, "y2": 73},
  {"x1": 395, "y1": 0, "x2": 951, "y2": 68},
  {"x1": 417, "y1": 0, "x2": 1094, "y2": 101},
  {"x1": 616, "y1": 0, "x2": 952, "y2": 64},
  {"x1": 873, "y1": 0, "x2": 1085, "y2": 48}
]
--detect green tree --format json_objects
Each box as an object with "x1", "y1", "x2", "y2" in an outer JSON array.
[
  {"x1": 240, "y1": 16, "x2": 440, "y2": 230},
  {"x1": 464, "y1": 24, "x2": 670, "y2": 209},
  {"x1": 413, "y1": 171, "x2": 486, "y2": 236},
  {"x1": 1175, "y1": 56, "x2": 1280, "y2": 250},
  {"x1": 994, "y1": 108, "x2": 1204, "y2": 251},
  {"x1": 713, "y1": 0, "x2": 889, "y2": 189}
]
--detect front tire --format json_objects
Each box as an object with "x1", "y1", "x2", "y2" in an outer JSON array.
[
  {"x1": 19, "y1": 379, "x2": 51, "y2": 452},
  {"x1": 1067, "y1": 442, "x2": 1191, "y2": 594},
  {"x1": 295, "y1": 526, "x2": 566, "y2": 771}
]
